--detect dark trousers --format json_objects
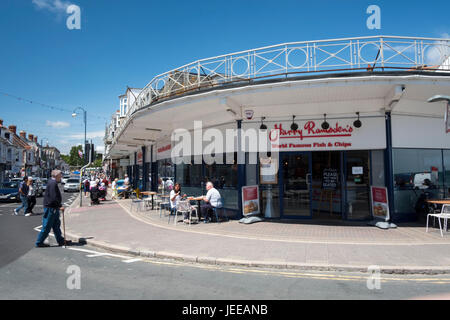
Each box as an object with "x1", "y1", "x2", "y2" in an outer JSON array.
[
  {"x1": 35, "y1": 207, "x2": 65, "y2": 246},
  {"x1": 26, "y1": 196, "x2": 36, "y2": 213},
  {"x1": 200, "y1": 203, "x2": 214, "y2": 220}
]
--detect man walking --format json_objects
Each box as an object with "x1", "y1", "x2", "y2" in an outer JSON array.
[
  {"x1": 35, "y1": 170, "x2": 72, "y2": 248},
  {"x1": 14, "y1": 176, "x2": 29, "y2": 216}
]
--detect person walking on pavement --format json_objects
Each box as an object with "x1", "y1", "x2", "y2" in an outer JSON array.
[
  {"x1": 25, "y1": 177, "x2": 37, "y2": 217},
  {"x1": 14, "y1": 176, "x2": 29, "y2": 216},
  {"x1": 35, "y1": 170, "x2": 72, "y2": 248}
]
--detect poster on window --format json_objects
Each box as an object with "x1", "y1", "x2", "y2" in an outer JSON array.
[
  {"x1": 242, "y1": 185, "x2": 260, "y2": 217},
  {"x1": 259, "y1": 157, "x2": 278, "y2": 184},
  {"x1": 370, "y1": 186, "x2": 390, "y2": 221}
]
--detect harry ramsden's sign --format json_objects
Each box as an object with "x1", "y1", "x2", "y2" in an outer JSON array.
[
  {"x1": 157, "y1": 144, "x2": 171, "y2": 153},
  {"x1": 268, "y1": 121, "x2": 357, "y2": 150}
]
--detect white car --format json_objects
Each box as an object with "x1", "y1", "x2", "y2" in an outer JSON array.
[
  {"x1": 62, "y1": 175, "x2": 71, "y2": 185},
  {"x1": 64, "y1": 178, "x2": 81, "y2": 192}
]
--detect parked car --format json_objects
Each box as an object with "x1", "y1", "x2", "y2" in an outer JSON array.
[
  {"x1": 62, "y1": 175, "x2": 71, "y2": 185},
  {"x1": 0, "y1": 181, "x2": 20, "y2": 202},
  {"x1": 41, "y1": 178, "x2": 48, "y2": 192},
  {"x1": 64, "y1": 178, "x2": 81, "y2": 192},
  {"x1": 34, "y1": 180, "x2": 44, "y2": 197}
]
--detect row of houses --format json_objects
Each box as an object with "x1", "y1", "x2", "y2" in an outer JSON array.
[{"x1": 0, "y1": 118, "x2": 69, "y2": 182}]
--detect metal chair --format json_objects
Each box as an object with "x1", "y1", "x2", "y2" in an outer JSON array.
[
  {"x1": 130, "y1": 198, "x2": 144, "y2": 212},
  {"x1": 426, "y1": 205, "x2": 450, "y2": 237},
  {"x1": 211, "y1": 197, "x2": 227, "y2": 223},
  {"x1": 168, "y1": 200, "x2": 191, "y2": 225}
]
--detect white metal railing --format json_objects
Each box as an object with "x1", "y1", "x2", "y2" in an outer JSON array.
[{"x1": 112, "y1": 36, "x2": 450, "y2": 144}]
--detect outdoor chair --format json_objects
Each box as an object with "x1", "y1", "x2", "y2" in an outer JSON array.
[
  {"x1": 211, "y1": 197, "x2": 227, "y2": 223},
  {"x1": 168, "y1": 200, "x2": 196, "y2": 226},
  {"x1": 130, "y1": 198, "x2": 145, "y2": 212},
  {"x1": 426, "y1": 204, "x2": 450, "y2": 237}
]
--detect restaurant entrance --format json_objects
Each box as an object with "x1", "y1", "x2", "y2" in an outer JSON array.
[{"x1": 278, "y1": 150, "x2": 374, "y2": 221}]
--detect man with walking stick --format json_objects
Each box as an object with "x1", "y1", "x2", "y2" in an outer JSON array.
[{"x1": 35, "y1": 170, "x2": 72, "y2": 248}]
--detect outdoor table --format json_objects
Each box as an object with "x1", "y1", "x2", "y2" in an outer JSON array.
[
  {"x1": 141, "y1": 191, "x2": 157, "y2": 210},
  {"x1": 426, "y1": 199, "x2": 450, "y2": 205},
  {"x1": 188, "y1": 196, "x2": 204, "y2": 215}
]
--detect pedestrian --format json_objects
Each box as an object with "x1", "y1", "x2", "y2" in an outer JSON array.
[
  {"x1": 35, "y1": 170, "x2": 72, "y2": 248},
  {"x1": 25, "y1": 177, "x2": 37, "y2": 217},
  {"x1": 14, "y1": 176, "x2": 29, "y2": 216},
  {"x1": 111, "y1": 178, "x2": 118, "y2": 200},
  {"x1": 200, "y1": 182, "x2": 223, "y2": 223},
  {"x1": 84, "y1": 179, "x2": 90, "y2": 197}
]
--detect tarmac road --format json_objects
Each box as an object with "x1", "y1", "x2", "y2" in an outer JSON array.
[{"x1": 1, "y1": 188, "x2": 450, "y2": 300}]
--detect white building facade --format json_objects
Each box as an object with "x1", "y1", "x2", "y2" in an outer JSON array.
[{"x1": 104, "y1": 36, "x2": 450, "y2": 222}]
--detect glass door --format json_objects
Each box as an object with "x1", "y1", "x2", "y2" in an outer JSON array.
[
  {"x1": 280, "y1": 152, "x2": 312, "y2": 218},
  {"x1": 345, "y1": 150, "x2": 371, "y2": 220}
]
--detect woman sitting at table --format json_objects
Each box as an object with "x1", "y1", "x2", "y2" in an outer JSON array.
[{"x1": 170, "y1": 183, "x2": 188, "y2": 222}]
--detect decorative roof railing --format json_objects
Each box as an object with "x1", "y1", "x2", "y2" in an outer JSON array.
[{"x1": 112, "y1": 36, "x2": 450, "y2": 145}]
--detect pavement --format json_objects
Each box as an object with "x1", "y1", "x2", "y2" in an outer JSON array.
[{"x1": 64, "y1": 196, "x2": 450, "y2": 275}]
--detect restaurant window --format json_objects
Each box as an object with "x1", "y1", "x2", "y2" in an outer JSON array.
[
  {"x1": 204, "y1": 153, "x2": 239, "y2": 210},
  {"x1": 444, "y1": 150, "x2": 450, "y2": 198},
  {"x1": 157, "y1": 158, "x2": 174, "y2": 194},
  {"x1": 393, "y1": 149, "x2": 444, "y2": 216},
  {"x1": 175, "y1": 156, "x2": 202, "y2": 187}
]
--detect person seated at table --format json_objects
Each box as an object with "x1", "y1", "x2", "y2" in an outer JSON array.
[
  {"x1": 170, "y1": 183, "x2": 187, "y2": 219},
  {"x1": 200, "y1": 182, "x2": 223, "y2": 223}
]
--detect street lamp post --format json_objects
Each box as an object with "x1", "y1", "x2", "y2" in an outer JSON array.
[
  {"x1": 40, "y1": 137, "x2": 49, "y2": 178},
  {"x1": 72, "y1": 107, "x2": 87, "y2": 164},
  {"x1": 72, "y1": 107, "x2": 88, "y2": 207}
]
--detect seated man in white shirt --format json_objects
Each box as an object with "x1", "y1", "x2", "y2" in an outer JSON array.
[{"x1": 200, "y1": 182, "x2": 223, "y2": 223}]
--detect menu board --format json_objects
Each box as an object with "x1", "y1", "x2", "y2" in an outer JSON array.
[
  {"x1": 371, "y1": 186, "x2": 390, "y2": 221},
  {"x1": 259, "y1": 157, "x2": 278, "y2": 185},
  {"x1": 242, "y1": 185, "x2": 260, "y2": 217},
  {"x1": 322, "y1": 168, "x2": 338, "y2": 190}
]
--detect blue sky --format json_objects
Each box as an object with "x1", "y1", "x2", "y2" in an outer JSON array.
[{"x1": 0, "y1": 0, "x2": 449, "y2": 154}]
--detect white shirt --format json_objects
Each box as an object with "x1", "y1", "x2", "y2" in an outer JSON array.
[
  {"x1": 170, "y1": 190, "x2": 181, "y2": 209},
  {"x1": 206, "y1": 188, "x2": 222, "y2": 208}
]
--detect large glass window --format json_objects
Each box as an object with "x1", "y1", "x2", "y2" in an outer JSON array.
[
  {"x1": 393, "y1": 149, "x2": 444, "y2": 215},
  {"x1": 157, "y1": 159, "x2": 174, "y2": 194},
  {"x1": 444, "y1": 150, "x2": 450, "y2": 198},
  {"x1": 345, "y1": 150, "x2": 371, "y2": 220}
]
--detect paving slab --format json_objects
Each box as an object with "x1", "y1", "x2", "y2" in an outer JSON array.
[{"x1": 64, "y1": 198, "x2": 450, "y2": 274}]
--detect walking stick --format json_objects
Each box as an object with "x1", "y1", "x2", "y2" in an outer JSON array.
[{"x1": 61, "y1": 207, "x2": 67, "y2": 248}]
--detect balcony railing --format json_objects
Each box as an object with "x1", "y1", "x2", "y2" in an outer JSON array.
[{"x1": 112, "y1": 35, "x2": 450, "y2": 145}]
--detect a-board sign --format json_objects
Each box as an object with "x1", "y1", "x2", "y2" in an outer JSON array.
[
  {"x1": 242, "y1": 185, "x2": 260, "y2": 217},
  {"x1": 371, "y1": 186, "x2": 390, "y2": 221}
]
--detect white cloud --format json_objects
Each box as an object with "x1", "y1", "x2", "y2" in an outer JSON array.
[
  {"x1": 96, "y1": 146, "x2": 105, "y2": 154},
  {"x1": 68, "y1": 131, "x2": 105, "y2": 140},
  {"x1": 32, "y1": 0, "x2": 71, "y2": 17},
  {"x1": 46, "y1": 120, "x2": 70, "y2": 129},
  {"x1": 425, "y1": 33, "x2": 450, "y2": 66}
]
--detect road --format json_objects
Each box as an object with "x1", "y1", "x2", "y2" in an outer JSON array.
[{"x1": 1, "y1": 187, "x2": 450, "y2": 301}]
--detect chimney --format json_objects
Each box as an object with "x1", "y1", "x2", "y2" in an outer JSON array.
[
  {"x1": 8, "y1": 125, "x2": 16, "y2": 135},
  {"x1": 28, "y1": 134, "x2": 34, "y2": 141},
  {"x1": 20, "y1": 131, "x2": 26, "y2": 139},
  {"x1": 0, "y1": 119, "x2": 3, "y2": 128},
  {"x1": 34, "y1": 136, "x2": 38, "y2": 143}
]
